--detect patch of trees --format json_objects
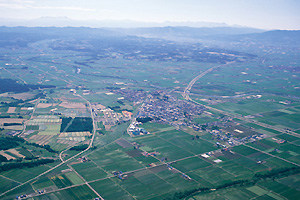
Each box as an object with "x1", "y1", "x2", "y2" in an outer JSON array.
[
  {"x1": 0, "y1": 78, "x2": 55, "y2": 93},
  {"x1": 70, "y1": 144, "x2": 88, "y2": 151},
  {"x1": 108, "y1": 106, "x2": 120, "y2": 111},
  {"x1": 0, "y1": 159, "x2": 55, "y2": 173},
  {"x1": 0, "y1": 78, "x2": 31, "y2": 93},
  {"x1": 60, "y1": 117, "x2": 72, "y2": 132},
  {"x1": 25, "y1": 125, "x2": 39, "y2": 130},
  {"x1": 26, "y1": 143, "x2": 58, "y2": 153},
  {"x1": 0, "y1": 154, "x2": 8, "y2": 162},
  {"x1": 3, "y1": 123, "x2": 22, "y2": 126},
  {"x1": 0, "y1": 116, "x2": 10, "y2": 118},
  {"x1": 60, "y1": 117, "x2": 93, "y2": 133},
  {"x1": 105, "y1": 87, "x2": 120, "y2": 90},
  {"x1": 117, "y1": 100, "x2": 124, "y2": 105},
  {"x1": 0, "y1": 136, "x2": 57, "y2": 153},
  {"x1": 164, "y1": 167, "x2": 300, "y2": 200},
  {"x1": 0, "y1": 137, "x2": 20, "y2": 150},
  {"x1": 67, "y1": 117, "x2": 93, "y2": 133},
  {"x1": 136, "y1": 117, "x2": 153, "y2": 123}
]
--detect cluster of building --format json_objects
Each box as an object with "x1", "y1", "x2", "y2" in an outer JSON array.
[
  {"x1": 136, "y1": 91, "x2": 205, "y2": 127},
  {"x1": 112, "y1": 171, "x2": 127, "y2": 180},
  {"x1": 16, "y1": 194, "x2": 27, "y2": 199},
  {"x1": 92, "y1": 103, "x2": 133, "y2": 129},
  {"x1": 114, "y1": 89, "x2": 145, "y2": 104},
  {"x1": 128, "y1": 121, "x2": 148, "y2": 136},
  {"x1": 36, "y1": 189, "x2": 45, "y2": 195},
  {"x1": 78, "y1": 156, "x2": 88, "y2": 162},
  {"x1": 141, "y1": 151, "x2": 160, "y2": 157},
  {"x1": 209, "y1": 129, "x2": 267, "y2": 147}
]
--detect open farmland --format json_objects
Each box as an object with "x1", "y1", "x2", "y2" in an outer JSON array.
[{"x1": 0, "y1": 26, "x2": 299, "y2": 200}]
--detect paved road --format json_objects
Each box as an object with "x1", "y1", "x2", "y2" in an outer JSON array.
[
  {"x1": 183, "y1": 66, "x2": 219, "y2": 100},
  {"x1": 0, "y1": 93, "x2": 99, "y2": 198},
  {"x1": 19, "y1": 97, "x2": 40, "y2": 138},
  {"x1": 244, "y1": 144, "x2": 300, "y2": 167},
  {"x1": 182, "y1": 61, "x2": 300, "y2": 139},
  {"x1": 183, "y1": 62, "x2": 234, "y2": 100},
  {"x1": 200, "y1": 102, "x2": 300, "y2": 139}
]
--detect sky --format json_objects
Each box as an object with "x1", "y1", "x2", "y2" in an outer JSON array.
[{"x1": 0, "y1": 0, "x2": 299, "y2": 29}]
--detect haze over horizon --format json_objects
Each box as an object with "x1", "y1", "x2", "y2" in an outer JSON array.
[{"x1": 0, "y1": 0, "x2": 299, "y2": 30}]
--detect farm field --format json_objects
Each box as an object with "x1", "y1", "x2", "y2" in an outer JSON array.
[{"x1": 0, "y1": 26, "x2": 300, "y2": 200}]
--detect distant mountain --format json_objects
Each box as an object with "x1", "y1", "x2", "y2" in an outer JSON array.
[
  {"x1": 0, "y1": 26, "x2": 298, "y2": 49},
  {"x1": 112, "y1": 26, "x2": 264, "y2": 39},
  {"x1": 243, "y1": 30, "x2": 300, "y2": 41},
  {"x1": 0, "y1": 17, "x2": 249, "y2": 28},
  {"x1": 220, "y1": 30, "x2": 300, "y2": 46}
]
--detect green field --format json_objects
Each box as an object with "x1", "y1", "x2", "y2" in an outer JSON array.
[{"x1": 0, "y1": 27, "x2": 300, "y2": 200}]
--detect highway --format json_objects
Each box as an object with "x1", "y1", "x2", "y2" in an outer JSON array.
[
  {"x1": 183, "y1": 61, "x2": 235, "y2": 101},
  {"x1": 192, "y1": 100, "x2": 300, "y2": 139},
  {"x1": 183, "y1": 66, "x2": 219, "y2": 100},
  {"x1": 182, "y1": 62, "x2": 300, "y2": 140}
]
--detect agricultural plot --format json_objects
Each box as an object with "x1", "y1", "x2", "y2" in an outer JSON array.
[
  {"x1": 135, "y1": 129, "x2": 217, "y2": 161},
  {"x1": 34, "y1": 185, "x2": 97, "y2": 200},
  {"x1": 32, "y1": 176, "x2": 56, "y2": 191},
  {"x1": 0, "y1": 176, "x2": 19, "y2": 194},
  {"x1": 38, "y1": 124, "x2": 61, "y2": 135},
  {"x1": 115, "y1": 138, "x2": 133, "y2": 148},
  {"x1": 247, "y1": 137, "x2": 300, "y2": 164},
  {"x1": 139, "y1": 122, "x2": 172, "y2": 133},
  {"x1": 89, "y1": 178, "x2": 134, "y2": 200},
  {"x1": 6, "y1": 107, "x2": 16, "y2": 113},
  {"x1": 29, "y1": 134, "x2": 54, "y2": 145},
  {"x1": 5, "y1": 148, "x2": 25, "y2": 158},
  {"x1": 0, "y1": 150, "x2": 16, "y2": 160},
  {"x1": 258, "y1": 180, "x2": 300, "y2": 200},
  {"x1": 256, "y1": 112, "x2": 300, "y2": 130},
  {"x1": 221, "y1": 125, "x2": 260, "y2": 138},
  {"x1": 0, "y1": 165, "x2": 51, "y2": 183},
  {"x1": 0, "y1": 118, "x2": 25, "y2": 125},
  {"x1": 57, "y1": 131, "x2": 92, "y2": 144},
  {"x1": 211, "y1": 99, "x2": 286, "y2": 116},
  {"x1": 28, "y1": 115, "x2": 61, "y2": 125},
  {"x1": 0, "y1": 28, "x2": 300, "y2": 200},
  {"x1": 71, "y1": 161, "x2": 108, "y2": 182},
  {"x1": 88, "y1": 143, "x2": 145, "y2": 173}
]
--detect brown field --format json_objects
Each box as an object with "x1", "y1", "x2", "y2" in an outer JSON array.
[
  {"x1": 37, "y1": 103, "x2": 58, "y2": 108},
  {"x1": 59, "y1": 101, "x2": 86, "y2": 109},
  {"x1": 92, "y1": 104, "x2": 106, "y2": 110},
  {"x1": 6, "y1": 149, "x2": 25, "y2": 158},
  {"x1": 0, "y1": 125, "x2": 23, "y2": 130},
  {"x1": 0, "y1": 92, "x2": 35, "y2": 100},
  {"x1": 11, "y1": 92, "x2": 35, "y2": 100},
  {"x1": 29, "y1": 135, "x2": 54, "y2": 145},
  {"x1": 7, "y1": 107, "x2": 16, "y2": 113},
  {"x1": 0, "y1": 151, "x2": 16, "y2": 160},
  {"x1": 0, "y1": 118, "x2": 25, "y2": 124},
  {"x1": 59, "y1": 132, "x2": 91, "y2": 137},
  {"x1": 104, "y1": 125, "x2": 112, "y2": 130}
]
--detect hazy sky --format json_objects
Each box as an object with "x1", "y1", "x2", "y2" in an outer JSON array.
[{"x1": 0, "y1": 0, "x2": 299, "y2": 29}]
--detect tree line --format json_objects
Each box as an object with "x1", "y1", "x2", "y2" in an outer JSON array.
[{"x1": 0, "y1": 159, "x2": 55, "y2": 173}]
